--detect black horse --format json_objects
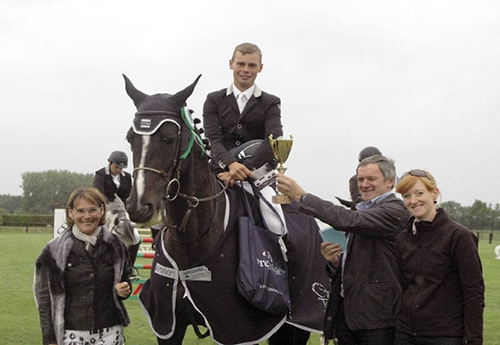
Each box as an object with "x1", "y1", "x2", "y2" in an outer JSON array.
[{"x1": 124, "y1": 74, "x2": 330, "y2": 345}]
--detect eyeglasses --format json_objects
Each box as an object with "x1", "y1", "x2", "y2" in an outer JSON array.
[
  {"x1": 400, "y1": 169, "x2": 430, "y2": 180},
  {"x1": 71, "y1": 207, "x2": 101, "y2": 215}
]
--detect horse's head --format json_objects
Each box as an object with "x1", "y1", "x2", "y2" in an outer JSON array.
[
  {"x1": 124, "y1": 74, "x2": 206, "y2": 224},
  {"x1": 106, "y1": 195, "x2": 138, "y2": 247}
]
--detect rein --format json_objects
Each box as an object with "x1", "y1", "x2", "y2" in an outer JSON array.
[
  {"x1": 133, "y1": 166, "x2": 165, "y2": 175},
  {"x1": 167, "y1": 180, "x2": 225, "y2": 245},
  {"x1": 132, "y1": 108, "x2": 227, "y2": 236}
]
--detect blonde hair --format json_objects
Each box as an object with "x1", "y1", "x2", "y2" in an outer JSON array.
[
  {"x1": 231, "y1": 42, "x2": 262, "y2": 63},
  {"x1": 65, "y1": 187, "x2": 107, "y2": 226}
]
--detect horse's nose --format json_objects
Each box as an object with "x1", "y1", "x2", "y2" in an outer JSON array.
[{"x1": 127, "y1": 202, "x2": 157, "y2": 223}]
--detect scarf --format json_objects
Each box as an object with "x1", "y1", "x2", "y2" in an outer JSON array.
[{"x1": 72, "y1": 225, "x2": 102, "y2": 250}]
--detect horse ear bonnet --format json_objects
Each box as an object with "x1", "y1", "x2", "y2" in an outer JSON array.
[{"x1": 124, "y1": 74, "x2": 202, "y2": 135}]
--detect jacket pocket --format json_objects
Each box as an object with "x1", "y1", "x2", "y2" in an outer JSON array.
[{"x1": 360, "y1": 281, "x2": 399, "y2": 321}]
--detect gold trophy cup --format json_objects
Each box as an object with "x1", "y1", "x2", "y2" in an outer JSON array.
[{"x1": 269, "y1": 134, "x2": 293, "y2": 204}]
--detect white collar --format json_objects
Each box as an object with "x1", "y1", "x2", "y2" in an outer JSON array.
[
  {"x1": 233, "y1": 84, "x2": 255, "y2": 100},
  {"x1": 227, "y1": 84, "x2": 262, "y2": 98}
]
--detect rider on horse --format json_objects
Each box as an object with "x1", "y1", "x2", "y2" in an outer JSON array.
[{"x1": 202, "y1": 42, "x2": 287, "y2": 236}]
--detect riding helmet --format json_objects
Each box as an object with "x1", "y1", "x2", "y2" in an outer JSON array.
[{"x1": 108, "y1": 151, "x2": 128, "y2": 168}]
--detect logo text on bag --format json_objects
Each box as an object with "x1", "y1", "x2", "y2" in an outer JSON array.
[{"x1": 255, "y1": 250, "x2": 284, "y2": 276}]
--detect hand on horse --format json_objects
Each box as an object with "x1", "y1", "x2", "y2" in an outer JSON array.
[
  {"x1": 115, "y1": 281, "x2": 131, "y2": 298},
  {"x1": 217, "y1": 172, "x2": 236, "y2": 187},
  {"x1": 320, "y1": 242, "x2": 343, "y2": 268},
  {"x1": 228, "y1": 161, "x2": 252, "y2": 182},
  {"x1": 275, "y1": 173, "x2": 307, "y2": 202}
]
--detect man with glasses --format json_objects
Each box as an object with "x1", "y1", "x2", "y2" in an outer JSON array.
[{"x1": 276, "y1": 155, "x2": 410, "y2": 345}]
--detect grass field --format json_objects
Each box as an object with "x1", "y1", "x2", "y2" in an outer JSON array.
[{"x1": 1, "y1": 227, "x2": 498, "y2": 344}]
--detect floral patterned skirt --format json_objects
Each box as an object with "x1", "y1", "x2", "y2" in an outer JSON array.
[{"x1": 62, "y1": 325, "x2": 124, "y2": 345}]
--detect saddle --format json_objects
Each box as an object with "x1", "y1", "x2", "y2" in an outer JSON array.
[
  {"x1": 229, "y1": 139, "x2": 278, "y2": 189},
  {"x1": 230, "y1": 139, "x2": 276, "y2": 168}
]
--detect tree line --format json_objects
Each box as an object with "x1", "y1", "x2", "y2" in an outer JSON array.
[
  {"x1": 0, "y1": 170, "x2": 93, "y2": 214},
  {"x1": 0, "y1": 170, "x2": 499, "y2": 231},
  {"x1": 440, "y1": 200, "x2": 500, "y2": 231}
]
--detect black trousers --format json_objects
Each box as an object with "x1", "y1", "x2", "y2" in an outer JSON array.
[
  {"x1": 268, "y1": 322, "x2": 310, "y2": 345},
  {"x1": 395, "y1": 330, "x2": 462, "y2": 345}
]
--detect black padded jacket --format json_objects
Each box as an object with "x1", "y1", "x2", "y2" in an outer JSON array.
[{"x1": 395, "y1": 209, "x2": 484, "y2": 344}]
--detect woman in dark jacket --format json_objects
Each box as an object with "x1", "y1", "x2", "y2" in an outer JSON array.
[
  {"x1": 395, "y1": 169, "x2": 484, "y2": 345},
  {"x1": 34, "y1": 187, "x2": 132, "y2": 345}
]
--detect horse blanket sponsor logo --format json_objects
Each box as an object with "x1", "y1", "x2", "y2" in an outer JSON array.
[
  {"x1": 154, "y1": 263, "x2": 177, "y2": 279},
  {"x1": 179, "y1": 266, "x2": 212, "y2": 281},
  {"x1": 154, "y1": 263, "x2": 212, "y2": 282}
]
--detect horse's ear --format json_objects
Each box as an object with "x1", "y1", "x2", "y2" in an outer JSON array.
[
  {"x1": 123, "y1": 74, "x2": 148, "y2": 108},
  {"x1": 170, "y1": 74, "x2": 202, "y2": 108}
]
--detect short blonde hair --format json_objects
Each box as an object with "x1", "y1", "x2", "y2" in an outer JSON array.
[{"x1": 231, "y1": 42, "x2": 262, "y2": 63}]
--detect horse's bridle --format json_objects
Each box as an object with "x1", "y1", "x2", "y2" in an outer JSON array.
[{"x1": 132, "y1": 109, "x2": 228, "y2": 234}]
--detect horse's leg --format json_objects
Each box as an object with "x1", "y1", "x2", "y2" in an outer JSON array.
[
  {"x1": 156, "y1": 320, "x2": 189, "y2": 345},
  {"x1": 128, "y1": 242, "x2": 140, "y2": 265},
  {"x1": 156, "y1": 298, "x2": 206, "y2": 345},
  {"x1": 268, "y1": 323, "x2": 310, "y2": 345}
]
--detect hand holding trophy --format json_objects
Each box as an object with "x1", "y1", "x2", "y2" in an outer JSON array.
[{"x1": 269, "y1": 134, "x2": 293, "y2": 204}]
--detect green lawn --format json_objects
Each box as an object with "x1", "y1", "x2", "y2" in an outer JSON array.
[{"x1": 1, "y1": 227, "x2": 498, "y2": 344}]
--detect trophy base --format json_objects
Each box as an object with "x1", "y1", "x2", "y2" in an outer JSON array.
[{"x1": 272, "y1": 194, "x2": 291, "y2": 204}]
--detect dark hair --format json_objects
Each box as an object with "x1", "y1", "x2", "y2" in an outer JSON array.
[{"x1": 65, "y1": 187, "x2": 107, "y2": 226}]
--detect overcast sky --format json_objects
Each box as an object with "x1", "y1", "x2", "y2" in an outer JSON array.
[{"x1": 1, "y1": 0, "x2": 499, "y2": 207}]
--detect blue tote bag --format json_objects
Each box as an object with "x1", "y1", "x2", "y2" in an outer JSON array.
[{"x1": 236, "y1": 182, "x2": 291, "y2": 314}]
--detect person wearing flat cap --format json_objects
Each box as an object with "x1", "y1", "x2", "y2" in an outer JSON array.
[{"x1": 93, "y1": 151, "x2": 132, "y2": 204}]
